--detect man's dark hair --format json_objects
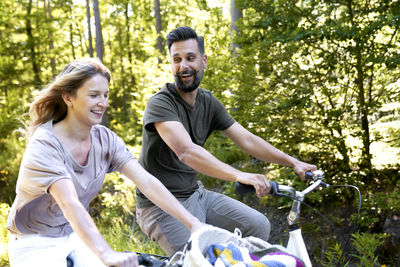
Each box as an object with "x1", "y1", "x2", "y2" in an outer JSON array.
[{"x1": 166, "y1": 26, "x2": 205, "y2": 55}]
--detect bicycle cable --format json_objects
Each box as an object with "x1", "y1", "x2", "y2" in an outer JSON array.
[{"x1": 329, "y1": 184, "x2": 362, "y2": 266}]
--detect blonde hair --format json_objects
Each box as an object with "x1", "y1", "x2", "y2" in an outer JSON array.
[{"x1": 28, "y1": 58, "x2": 110, "y2": 137}]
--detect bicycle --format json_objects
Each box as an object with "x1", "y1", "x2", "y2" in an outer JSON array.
[
  {"x1": 69, "y1": 170, "x2": 360, "y2": 266},
  {"x1": 235, "y1": 169, "x2": 329, "y2": 267},
  {"x1": 234, "y1": 169, "x2": 361, "y2": 267}
]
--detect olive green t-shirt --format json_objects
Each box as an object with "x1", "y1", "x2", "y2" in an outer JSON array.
[{"x1": 137, "y1": 83, "x2": 235, "y2": 208}]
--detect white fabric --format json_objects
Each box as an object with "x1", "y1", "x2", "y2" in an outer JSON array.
[
  {"x1": 8, "y1": 232, "x2": 106, "y2": 267},
  {"x1": 182, "y1": 225, "x2": 286, "y2": 267}
]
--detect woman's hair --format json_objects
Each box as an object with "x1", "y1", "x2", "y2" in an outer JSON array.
[{"x1": 28, "y1": 58, "x2": 110, "y2": 136}]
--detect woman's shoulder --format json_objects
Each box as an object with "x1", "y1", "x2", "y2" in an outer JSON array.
[
  {"x1": 91, "y1": 124, "x2": 121, "y2": 143},
  {"x1": 30, "y1": 121, "x2": 58, "y2": 143}
]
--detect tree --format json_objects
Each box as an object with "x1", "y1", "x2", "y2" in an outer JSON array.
[
  {"x1": 93, "y1": 0, "x2": 103, "y2": 62},
  {"x1": 230, "y1": 0, "x2": 242, "y2": 55},
  {"x1": 25, "y1": 0, "x2": 42, "y2": 86},
  {"x1": 86, "y1": 0, "x2": 93, "y2": 57},
  {"x1": 154, "y1": 0, "x2": 164, "y2": 63},
  {"x1": 230, "y1": 0, "x2": 400, "y2": 179}
]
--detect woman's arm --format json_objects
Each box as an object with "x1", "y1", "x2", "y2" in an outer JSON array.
[
  {"x1": 49, "y1": 179, "x2": 138, "y2": 267},
  {"x1": 121, "y1": 159, "x2": 204, "y2": 233}
]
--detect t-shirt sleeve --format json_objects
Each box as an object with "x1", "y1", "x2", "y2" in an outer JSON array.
[
  {"x1": 143, "y1": 93, "x2": 180, "y2": 132},
  {"x1": 17, "y1": 138, "x2": 71, "y2": 198},
  {"x1": 211, "y1": 95, "x2": 235, "y2": 131},
  {"x1": 105, "y1": 128, "x2": 134, "y2": 173}
]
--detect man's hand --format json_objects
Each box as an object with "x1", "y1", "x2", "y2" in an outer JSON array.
[
  {"x1": 235, "y1": 172, "x2": 270, "y2": 198},
  {"x1": 293, "y1": 160, "x2": 317, "y2": 181}
]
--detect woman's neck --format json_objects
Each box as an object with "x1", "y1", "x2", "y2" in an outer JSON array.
[{"x1": 54, "y1": 117, "x2": 91, "y2": 142}]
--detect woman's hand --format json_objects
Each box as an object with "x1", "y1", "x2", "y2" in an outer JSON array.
[
  {"x1": 189, "y1": 219, "x2": 207, "y2": 234},
  {"x1": 101, "y1": 250, "x2": 138, "y2": 267}
]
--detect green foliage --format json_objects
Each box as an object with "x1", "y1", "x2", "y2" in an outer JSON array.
[
  {"x1": 325, "y1": 232, "x2": 386, "y2": 267},
  {"x1": 0, "y1": 133, "x2": 26, "y2": 204},
  {"x1": 325, "y1": 242, "x2": 349, "y2": 267},
  {"x1": 91, "y1": 172, "x2": 164, "y2": 255},
  {"x1": 231, "y1": 0, "x2": 400, "y2": 177},
  {"x1": 90, "y1": 173, "x2": 136, "y2": 229},
  {"x1": 0, "y1": 203, "x2": 10, "y2": 266},
  {"x1": 351, "y1": 232, "x2": 387, "y2": 267}
]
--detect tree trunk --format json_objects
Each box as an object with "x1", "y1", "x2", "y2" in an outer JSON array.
[
  {"x1": 44, "y1": 0, "x2": 56, "y2": 79},
  {"x1": 230, "y1": 0, "x2": 242, "y2": 56},
  {"x1": 68, "y1": 4, "x2": 76, "y2": 59},
  {"x1": 93, "y1": 0, "x2": 104, "y2": 62},
  {"x1": 26, "y1": 0, "x2": 42, "y2": 86},
  {"x1": 154, "y1": 0, "x2": 163, "y2": 63},
  {"x1": 124, "y1": 3, "x2": 136, "y2": 90},
  {"x1": 346, "y1": 0, "x2": 372, "y2": 169},
  {"x1": 86, "y1": 0, "x2": 93, "y2": 57}
]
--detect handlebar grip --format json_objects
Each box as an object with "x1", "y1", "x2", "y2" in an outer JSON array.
[
  {"x1": 305, "y1": 171, "x2": 313, "y2": 180},
  {"x1": 269, "y1": 181, "x2": 279, "y2": 195},
  {"x1": 137, "y1": 254, "x2": 165, "y2": 266},
  {"x1": 234, "y1": 181, "x2": 279, "y2": 195},
  {"x1": 235, "y1": 182, "x2": 255, "y2": 195}
]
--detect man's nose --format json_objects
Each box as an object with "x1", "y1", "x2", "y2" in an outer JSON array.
[{"x1": 179, "y1": 59, "x2": 189, "y2": 70}]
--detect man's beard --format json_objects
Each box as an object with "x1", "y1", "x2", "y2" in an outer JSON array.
[{"x1": 174, "y1": 69, "x2": 203, "y2": 93}]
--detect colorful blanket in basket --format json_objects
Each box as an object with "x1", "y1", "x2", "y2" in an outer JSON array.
[{"x1": 207, "y1": 242, "x2": 304, "y2": 267}]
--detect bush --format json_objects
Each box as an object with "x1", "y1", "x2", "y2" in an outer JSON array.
[
  {"x1": 91, "y1": 172, "x2": 165, "y2": 256},
  {"x1": 0, "y1": 203, "x2": 10, "y2": 266}
]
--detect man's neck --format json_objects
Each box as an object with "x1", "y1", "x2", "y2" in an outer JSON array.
[{"x1": 175, "y1": 85, "x2": 198, "y2": 107}]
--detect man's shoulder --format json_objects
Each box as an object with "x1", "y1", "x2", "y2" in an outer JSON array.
[
  {"x1": 198, "y1": 87, "x2": 213, "y2": 97},
  {"x1": 148, "y1": 83, "x2": 176, "y2": 102}
]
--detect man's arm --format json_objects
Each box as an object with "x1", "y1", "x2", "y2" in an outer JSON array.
[
  {"x1": 154, "y1": 121, "x2": 271, "y2": 197},
  {"x1": 221, "y1": 122, "x2": 317, "y2": 180}
]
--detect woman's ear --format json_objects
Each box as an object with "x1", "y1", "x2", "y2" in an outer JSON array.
[{"x1": 62, "y1": 93, "x2": 73, "y2": 108}]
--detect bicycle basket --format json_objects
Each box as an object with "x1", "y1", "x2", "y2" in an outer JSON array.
[{"x1": 182, "y1": 225, "x2": 303, "y2": 267}]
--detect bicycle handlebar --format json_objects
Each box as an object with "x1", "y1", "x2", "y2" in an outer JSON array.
[
  {"x1": 137, "y1": 253, "x2": 168, "y2": 266},
  {"x1": 235, "y1": 170, "x2": 328, "y2": 197}
]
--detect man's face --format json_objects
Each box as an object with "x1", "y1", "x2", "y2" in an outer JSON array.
[{"x1": 170, "y1": 38, "x2": 207, "y2": 93}]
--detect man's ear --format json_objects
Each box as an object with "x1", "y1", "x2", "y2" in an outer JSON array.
[
  {"x1": 203, "y1": 54, "x2": 208, "y2": 69},
  {"x1": 62, "y1": 93, "x2": 72, "y2": 107}
]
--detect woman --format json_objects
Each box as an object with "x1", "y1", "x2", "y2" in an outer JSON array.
[{"x1": 7, "y1": 58, "x2": 204, "y2": 267}]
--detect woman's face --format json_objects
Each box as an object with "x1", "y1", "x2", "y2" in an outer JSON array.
[{"x1": 67, "y1": 74, "x2": 109, "y2": 127}]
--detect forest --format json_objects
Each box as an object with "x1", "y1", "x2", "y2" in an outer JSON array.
[{"x1": 0, "y1": 0, "x2": 399, "y2": 266}]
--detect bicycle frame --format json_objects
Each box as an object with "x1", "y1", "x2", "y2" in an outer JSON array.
[{"x1": 278, "y1": 177, "x2": 326, "y2": 267}]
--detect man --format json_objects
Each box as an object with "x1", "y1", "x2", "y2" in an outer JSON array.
[{"x1": 136, "y1": 26, "x2": 317, "y2": 256}]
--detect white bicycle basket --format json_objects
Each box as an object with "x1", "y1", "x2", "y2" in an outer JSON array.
[{"x1": 180, "y1": 225, "x2": 304, "y2": 267}]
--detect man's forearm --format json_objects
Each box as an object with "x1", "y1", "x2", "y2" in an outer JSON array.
[{"x1": 179, "y1": 143, "x2": 242, "y2": 182}]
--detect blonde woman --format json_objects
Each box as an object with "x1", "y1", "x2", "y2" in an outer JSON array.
[{"x1": 7, "y1": 58, "x2": 204, "y2": 267}]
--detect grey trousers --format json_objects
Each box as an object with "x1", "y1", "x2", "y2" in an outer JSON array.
[{"x1": 136, "y1": 183, "x2": 271, "y2": 256}]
